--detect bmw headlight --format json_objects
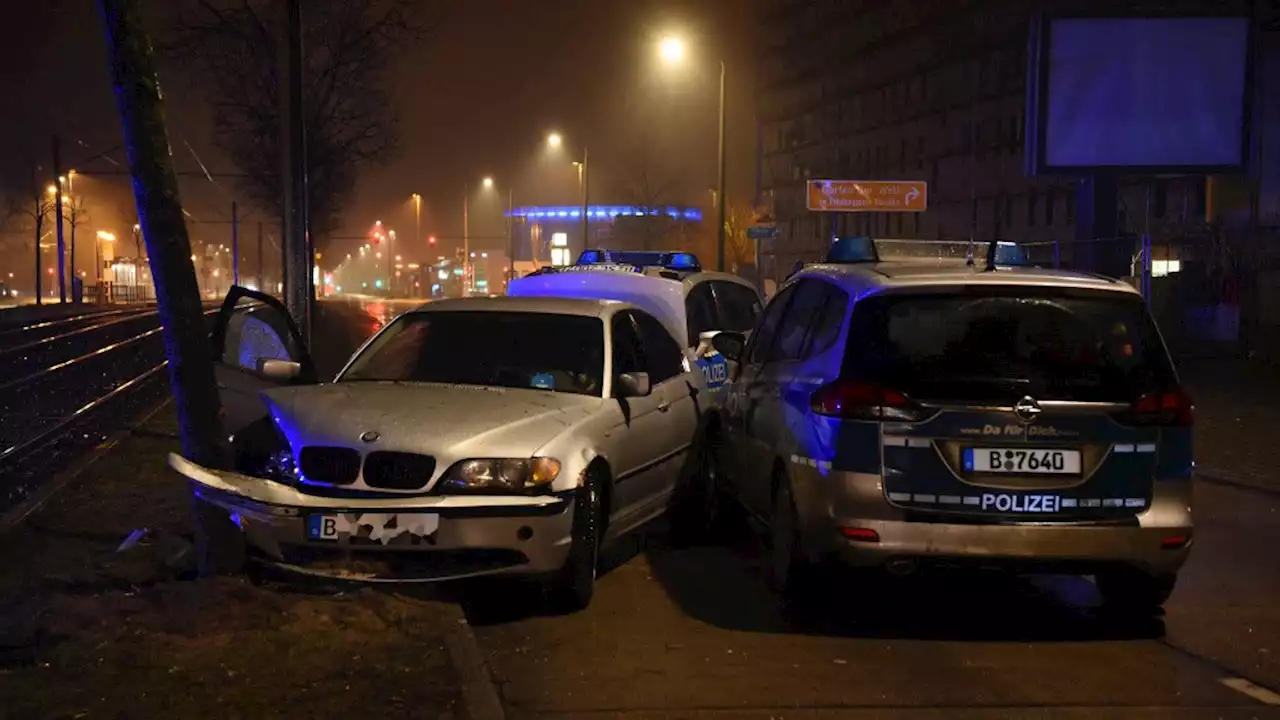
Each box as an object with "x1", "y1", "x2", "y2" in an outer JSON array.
[
  {"x1": 230, "y1": 416, "x2": 299, "y2": 484},
  {"x1": 438, "y1": 458, "x2": 562, "y2": 494}
]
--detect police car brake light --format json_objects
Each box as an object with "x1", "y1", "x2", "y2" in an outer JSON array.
[
  {"x1": 1118, "y1": 387, "x2": 1194, "y2": 427},
  {"x1": 810, "y1": 380, "x2": 933, "y2": 422}
]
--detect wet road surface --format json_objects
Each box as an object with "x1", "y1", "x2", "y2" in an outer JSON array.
[{"x1": 463, "y1": 479, "x2": 1280, "y2": 719}]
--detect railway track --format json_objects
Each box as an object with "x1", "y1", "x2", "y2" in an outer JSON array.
[{"x1": 0, "y1": 306, "x2": 219, "y2": 520}]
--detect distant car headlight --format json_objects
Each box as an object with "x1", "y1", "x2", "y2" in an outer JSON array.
[{"x1": 437, "y1": 458, "x2": 561, "y2": 494}]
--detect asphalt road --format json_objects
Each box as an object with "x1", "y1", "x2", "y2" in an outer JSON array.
[
  {"x1": 460, "y1": 477, "x2": 1280, "y2": 719},
  {"x1": 300, "y1": 295, "x2": 1280, "y2": 719}
]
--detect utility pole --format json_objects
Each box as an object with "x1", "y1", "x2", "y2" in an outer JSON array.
[
  {"x1": 32, "y1": 168, "x2": 45, "y2": 306},
  {"x1": 280, "y1": 0, "x2": 310, "y2": 342},
  {"x1": 506, "y1": 186, "x2": 515, "y2": 284},
  {"x1": 257, "y1": 221, "x2": 265, "y2": 291},
  {"x1": 231, "y1": 201, "x2": 240, "y2": 286},
  {"x1": 68, "y1": 172, "x2": 77, "y2": 297},
  {"x1": 580, "y1": 148, "x2": 589, "y2": 252},
  {"x1": 462, "y1": 187, "x2": 470, "y2": 296},
  {"x1": 51, "y1": 135, "x2": 67, "y2": 303},
  {"x1": 716, "y1": 60, "x2": 727, "y2": 273},
  {"x1": 98, "y1": 0, "x2": 225, "y2": 469}
]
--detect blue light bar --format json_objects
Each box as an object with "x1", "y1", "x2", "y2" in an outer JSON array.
[
  {"x1": 575, "y1": 249, "x2": 702, "y2": 273},
  {"x1": 506, "y1": 205, "x2": 704, "y2": 222},
  {"x1": 826, "y1": 236, "x2": 879, "y2": 264},
  {"x1": 993, "y1": 241, "x2": 1030, "y2": 266}
]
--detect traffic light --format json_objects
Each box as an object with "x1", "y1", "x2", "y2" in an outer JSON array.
[{"x1": 428, "y1": 235, "x2": 437, "y2": 245}]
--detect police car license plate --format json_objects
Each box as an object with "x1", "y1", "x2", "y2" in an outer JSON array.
[{"x1": 964, "y1": 448, "x2": 1081, "y2": 474}]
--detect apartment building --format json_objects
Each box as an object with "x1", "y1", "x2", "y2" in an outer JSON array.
[{"x1": 755, "y1": 0, "x2": 1273, "y2": 275}]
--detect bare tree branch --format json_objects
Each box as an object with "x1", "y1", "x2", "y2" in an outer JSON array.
[{"x1": 160, "y1": 0, "x2": 440, "y2": 243}]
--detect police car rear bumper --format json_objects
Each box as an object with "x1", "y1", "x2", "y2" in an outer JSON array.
[{"x1": 797, "y1": 471, "x2": 1193, "y2": 576}]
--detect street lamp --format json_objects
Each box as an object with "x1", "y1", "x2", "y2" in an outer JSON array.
[
  {"x1": 659, "y1": 36, "x2": 687, "y2": 64},
  {"x1": 547, "y1": 132, "x2": 590, "y2": 256},
  {"x1": 659, "y1": 34, "x2": 727, "y2": 272}
]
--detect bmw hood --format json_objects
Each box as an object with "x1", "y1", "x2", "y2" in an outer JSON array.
[{"x1": 261, "y1": 382, "x2": 602, "y2": 457}]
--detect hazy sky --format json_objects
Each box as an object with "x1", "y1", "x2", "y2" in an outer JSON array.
[{"x1": 0, "y1": 0, "x2": 758, "y2": 275}]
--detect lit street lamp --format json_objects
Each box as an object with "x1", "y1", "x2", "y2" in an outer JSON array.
[
  {"x1": 547, "y1": 132, "x2": 589, "y2": 256},
  {"x1": 659, "y1": 34, "x2": 727, "y2": 272}
]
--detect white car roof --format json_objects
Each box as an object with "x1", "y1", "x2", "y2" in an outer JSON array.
[
  {"x1": 508, "y1": 268, "x2": 687, "y2": 344},
  {"x1": 508, "y1": 266, "x2": 762, "y2": 347}
]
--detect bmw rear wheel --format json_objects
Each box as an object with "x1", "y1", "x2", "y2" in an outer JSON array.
[{"x1": 670, "y1": 428, "x2": 722, "y2": 546}]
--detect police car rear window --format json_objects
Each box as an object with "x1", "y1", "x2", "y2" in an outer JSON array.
[{"x1": 842, "y1": 288, "x2": 1176, "y2": 404}]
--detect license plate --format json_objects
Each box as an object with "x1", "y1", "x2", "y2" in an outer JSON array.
[
  {"x1": 306, "y1": 512, "x2": 440, "y2": 545},
  {"x1": 963, "y1": 448, "x2": 1081, "y2": 474}
]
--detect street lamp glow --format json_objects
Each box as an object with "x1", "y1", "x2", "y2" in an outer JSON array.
[
  {"x1": 547, "y1": 132, "x2": 563, "y2": 148},
  {"x1": 659, "y1": 36, "x2": 687, "y2": 65},
  {"x1": 482, "y1": 177, "x2": 494, "y2": 189},
  {"x1": 47, "y1": 185, "x2": 57, "y2": 195}
]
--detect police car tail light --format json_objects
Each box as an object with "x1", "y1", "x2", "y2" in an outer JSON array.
[
  {"x1": 1121, "y1": 388, "x2": 1194, "y2": 427},
  {"x1": 810, "y1": 381, "x2": 931, "y2": 422}
]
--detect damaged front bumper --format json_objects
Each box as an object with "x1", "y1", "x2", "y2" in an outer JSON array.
[{"x1": 169, "y1": 453, "x2": 575, "y2": 583}]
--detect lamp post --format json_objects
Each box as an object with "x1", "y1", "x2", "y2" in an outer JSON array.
[
  {"x1": 548, "y1": 132, "x2": 589, "y2": 255},
  {"x1": 659, "y1": 36, "x2": 727, "y2": 272},
  {"x1": 463, "y1": 177, "x2": 495, "y2": 296}
]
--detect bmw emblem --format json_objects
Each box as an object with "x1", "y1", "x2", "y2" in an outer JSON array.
[{"x1": 360, "y1": 431, "x2": 381, "y2": 443}]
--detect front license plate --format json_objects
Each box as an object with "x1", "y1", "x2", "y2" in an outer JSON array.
[
  {"x1": 306, "y1": 512, "x2": 440, "y2": 545},
  {"x1": 963, "y1": 448, "x2": 1081, "y2": 475}
]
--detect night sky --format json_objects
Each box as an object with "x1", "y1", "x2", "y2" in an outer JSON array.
[{"x1": 0, "y1": 0, "x2": 758, "y2": 280}]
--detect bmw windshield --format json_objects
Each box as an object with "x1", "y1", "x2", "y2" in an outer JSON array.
[{"x1": 340, "y1": 311, "x2": 605, "y2": 396}]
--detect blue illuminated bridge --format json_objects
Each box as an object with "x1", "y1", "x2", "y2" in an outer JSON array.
[{"x1": 506, "y1": 205, "x2": 703, "y2": 221}]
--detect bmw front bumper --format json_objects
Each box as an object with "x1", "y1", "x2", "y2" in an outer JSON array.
[{"x1": 170, "y1": 453, "x2": 575, "y2": 582}]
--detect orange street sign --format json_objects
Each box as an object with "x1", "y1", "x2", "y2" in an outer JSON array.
[{"x1": 807, "y1": 180, "x2": 928, "y2": 213}]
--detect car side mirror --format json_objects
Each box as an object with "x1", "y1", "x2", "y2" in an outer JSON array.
[
  {"x1": 615, "y1": 372, "x2": 652, "y2": 398},
  {"x1": 711, "y1": 331, "x2": 747, "y2": 363},
  {"x1": 260, "y1": 358, "x2": 303, "y2": 382},
  {"x1": 695, "y1": 330, "x2": 720, "y2": 357}
]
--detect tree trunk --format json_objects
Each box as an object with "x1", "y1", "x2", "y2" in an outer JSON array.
[{"x1": 97, "y1": 0, "x2": 225, "y2": 469}]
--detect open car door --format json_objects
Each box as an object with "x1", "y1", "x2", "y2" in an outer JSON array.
[{"x1": 210, "y1": 286, "x2": 318, "y2": 437}]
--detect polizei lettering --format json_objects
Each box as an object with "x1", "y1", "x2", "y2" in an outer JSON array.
[{"x1": 980, "y1": 493, "x2": 1062, "y2": 513}]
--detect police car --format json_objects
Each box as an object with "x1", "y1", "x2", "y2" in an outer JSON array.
[
  {"x1": 707, "y1": 237, "x2": 1193, "y2": 614},
  {"x1": 509, "y1": 250, "x2": 763, "y2": 395}
]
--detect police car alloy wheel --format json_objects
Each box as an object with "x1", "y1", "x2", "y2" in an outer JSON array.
[{"x1": 767, "y1": 479, "x2": 815, "y2": 598}]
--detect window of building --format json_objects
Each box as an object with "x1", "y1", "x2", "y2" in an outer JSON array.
[
  {"x1": 1045, "y1": 189, "x2": 1056, "y2": 225},
  {"x1": 917, "y1": 136, "x2": 925, "y2": 170},
  {"x1": 1027, "y1": 190, "x2": 1038, "y2": 227}
]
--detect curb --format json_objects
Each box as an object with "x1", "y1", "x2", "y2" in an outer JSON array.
[
  {"x1": 1196, "y1": 469, "x2": 1280, "y2": 498},
  {"x1": 441, "y1": 603, "x2": 506, "y2": 720},
  {"x1": 0, "y1": 398, "x2": 173, "y2": 535}
]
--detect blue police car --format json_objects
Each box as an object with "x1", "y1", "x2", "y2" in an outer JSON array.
[{"x1": 708, "y1": 237, "x2": 1193, "y2": 614}]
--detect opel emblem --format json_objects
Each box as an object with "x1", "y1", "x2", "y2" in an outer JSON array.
[
  {"x1": 1013, "y1": 396, "x2": 1043, "y2": 424},
  {"x1": 360, "y1": 431, "x2": 381, "y2": 443}
]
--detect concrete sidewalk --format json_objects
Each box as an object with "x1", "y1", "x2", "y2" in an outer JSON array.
[
  {"x1": 0, "y1": 407, "x2": 482, "y2": 719},
  {"x1": 1180, "y1": 357, "x2": 1280, "y2": 495}
]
